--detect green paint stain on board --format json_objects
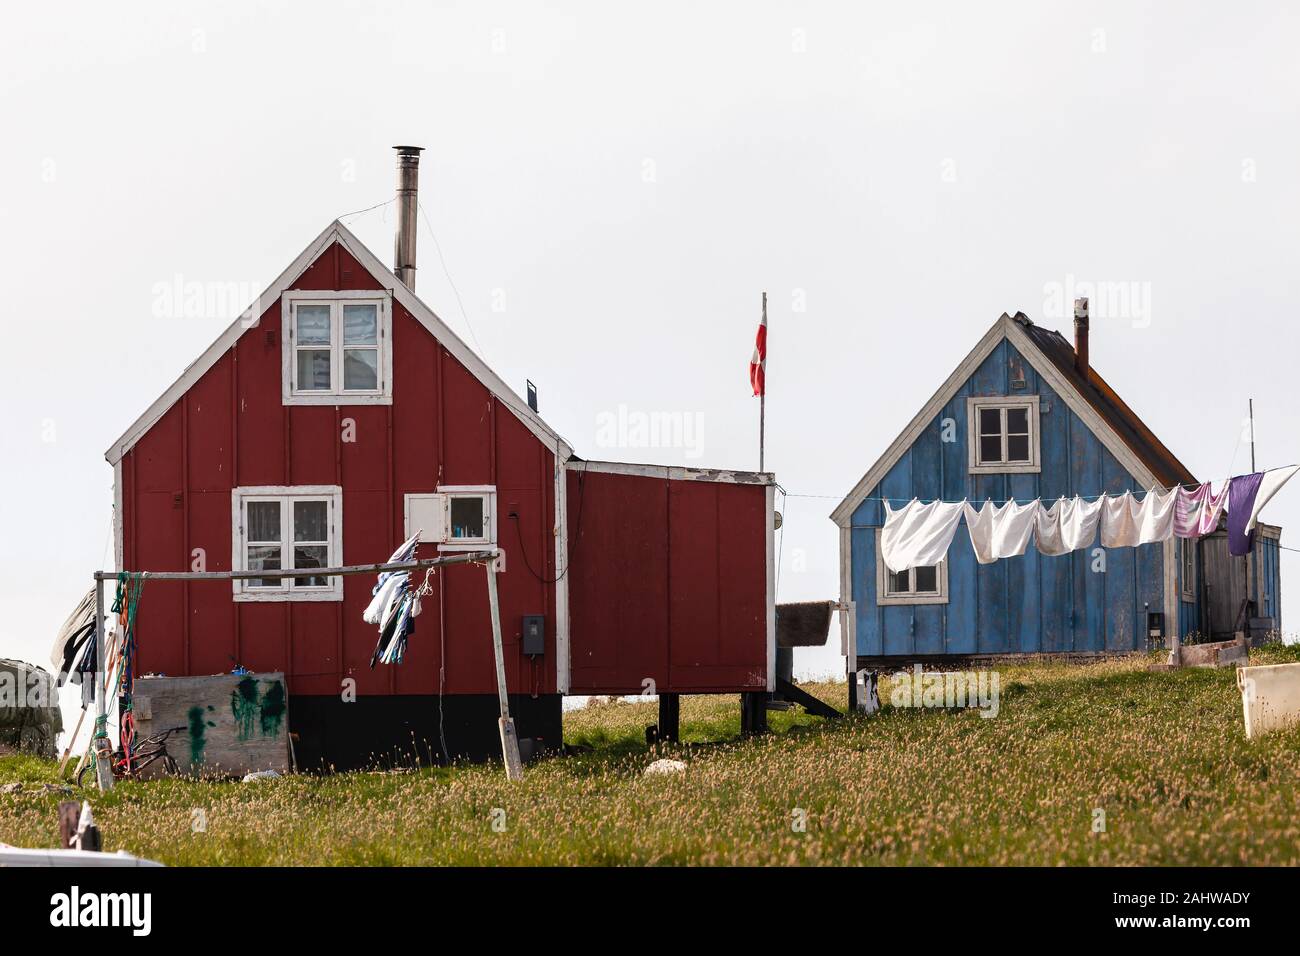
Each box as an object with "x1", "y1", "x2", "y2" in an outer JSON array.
[
  {"x1": 187, "y1": 706, "x2": 207, "y2": 765},
  {"x1": 230, "y1": 676, "x2": 286, "y2": 741},
  {"x1": 231, "y1": 677, "x2": 260, "y2": 740},
  {"x1": 260, "y1": 681, "x2": 286, "y2": 737}
]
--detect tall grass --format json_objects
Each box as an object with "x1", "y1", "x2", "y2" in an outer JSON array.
[{"x1": 2, "y1": 647, "x2": 1299, "y2": 865}]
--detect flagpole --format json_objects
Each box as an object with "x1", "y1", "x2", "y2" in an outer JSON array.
[{"x1": 760, "y1": 291, "x2": 766, "y2": 473}]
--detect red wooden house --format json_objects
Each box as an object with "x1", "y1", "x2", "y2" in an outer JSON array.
[{"x1": 105, "y1": 149, "x2": 775, "y2": 769}]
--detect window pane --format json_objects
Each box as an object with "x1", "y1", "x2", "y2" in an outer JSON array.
[
  {"x1": 295, "y1": 306, "x2": 331, "y2": 344},
  {"x1": 888, "y1": 569, "x2": 910, "y2": 594},
  {"x1": 914, "y1": 565, "x2": 938, "y2": 593},
  {"x1": 293, "y1": 500, "x2": 328, "y2": 543},
  {"x1": 1007, "y1": 434, "x2": 1030, "y2": 462},
  {"x1": 449, "y1": 497, "x2": 485, "y2": 539},
  {"x1": 1006, "y1": 407, "x2": 1029, "y2": 434},
  {"x1": 343, "y1": 304, "x2": 378, "y2": 345},
  {"x1": 979, "y1": 435, "x2": 1002, "y2": 463},
  {"x1": 979, "y1": 408, "x2": 1001, "y2": 435},
  {"x1": 246, "y1": 501, "x2": 281, "y2": 543},
  {"x1": 247, "y1": 545, "x2": 282, "y2": 588},
  {"x1": 297, "y1": 349, "x2": 332, "y2": 390},
  {"x1": 343, "y1": 349, "x2": 379, "y2": 390},
  {"x1": 291, "y1": 545, "x2": 329, "y2": 588}
]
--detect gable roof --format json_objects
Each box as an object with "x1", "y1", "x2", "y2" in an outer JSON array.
[
  {"x1": 105, "y1": 220, "x2": 572, "y2": 465},
  {"x1": 1016, "y1": 316, "x2": 1195, "y2": 489},
  {"x1": 830, "y1": 312, "x2": 1198, "y2": 527}
]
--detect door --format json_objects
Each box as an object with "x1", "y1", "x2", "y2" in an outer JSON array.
[{"x1": 1201, "y1": 533, "x2": 1247, "y2": 639}]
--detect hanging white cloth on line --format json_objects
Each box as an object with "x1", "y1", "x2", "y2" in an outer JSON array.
[
  {"x1": 964, "y1": 499, "x2": 1037, "y2": 564},
  {"x1": 1245, "y1": 464, "x2": 1300, "y2": 534},
  {"x1": 880, "y1": 498, "x2": 966, "y2": 573},
  {"x1": 1036, "y1": 495, "x2": 1103, "y2": 555},
  {"x1": 1100, "y1": 492, "x2": 1140, "y2": 548},
  {"x1": 1034, "y1": 498, "x2": 1069, "y2": 556},
  {"x1": 1135, "y1": 487, "x2": 1176, "y2": 543}
]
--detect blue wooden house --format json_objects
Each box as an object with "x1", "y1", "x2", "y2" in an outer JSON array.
[{"x1": 832, "y1": 308, "x2": 1282, "y2": 670}]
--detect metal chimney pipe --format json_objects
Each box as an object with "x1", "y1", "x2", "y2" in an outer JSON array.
[
  {"x1": 1073, "y1": 296, "x2": 1090, "y2": 379},
  {"x1": 393, "y1": 146, "x2": 424, "y2": 290}
]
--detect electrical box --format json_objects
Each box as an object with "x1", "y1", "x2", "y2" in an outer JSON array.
[
  {"x1": 521, "y1": 614, "x2": 545, "y2": 656},
  {"x1": 1147, "y1": 611, "x2": 1164, "y2": 640}
]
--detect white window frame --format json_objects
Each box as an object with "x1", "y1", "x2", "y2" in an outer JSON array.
[
  {"x1": 438, "y1": 485, "x2": 497, "y2": 551},
  {"x1": 403, "y1": 486, "x2": 498, "y2": 552},
  {"x1": 231, "y1": 485, "x2": 343, "y2": 602},
  {"x1": 1180, "y1": 539, "x2": 1196, "y2": 601},
  {"x1": 281, "y1": 290, "x2": 393, "y2": 405},
  {"x1": 875, "y1": 533, "x2": 948, "y2": 606},
  {"x1": 967, "y1": 396, "x2": 1041, "y2": 474}
]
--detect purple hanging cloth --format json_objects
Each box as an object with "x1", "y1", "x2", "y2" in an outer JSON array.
[{"x1": 1227, "y1": 472, "x2": 1265, "y2": 556}]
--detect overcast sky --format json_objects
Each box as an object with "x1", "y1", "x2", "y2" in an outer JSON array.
[{"x1": 3, "y1": 2, "x2": 1298, "y2": 726}]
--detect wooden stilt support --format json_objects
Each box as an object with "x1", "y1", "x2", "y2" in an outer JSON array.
[
  {"x1": 658, "y1": 693, "x2": 680, "y2": 744},
  {"x1": 485, "y1": 554, "x2": 523, "y2": 781},
  {"x1": 740, "y1": 691, "x2": 768, "y2": 736}
]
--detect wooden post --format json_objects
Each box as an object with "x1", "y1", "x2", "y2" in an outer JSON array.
[
  {"x1": 657, "y1": 693, "x2": 680, "y2": 744},
  {"x1": 759, "y1": 292, "x2": 767, "y2": 473},
  {"x1": 485, "y1": 555, "x2": 523, "y2": 781},
  {"x1": 92, "y1": 576, "x2": 114, "y2": 792}
]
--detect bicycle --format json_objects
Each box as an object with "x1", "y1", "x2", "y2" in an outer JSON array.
[{"x1": 76, "y1": 726, "x2": 186, "y2": 788}]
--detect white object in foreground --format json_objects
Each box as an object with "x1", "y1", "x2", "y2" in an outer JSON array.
[
  {"x1": 1238, "y1": 662, "x2": 1300, "y2": 739},
  {"x1": 0, "y1": 847, "x2": 163, "y2": 867},
  {"x1": 644, "y1": 758, "x2": 687, "y2": 776}
]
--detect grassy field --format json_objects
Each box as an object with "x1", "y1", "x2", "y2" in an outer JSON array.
[{"x1": 3, "y1": 646, "x2": 1300, "y2": 865}]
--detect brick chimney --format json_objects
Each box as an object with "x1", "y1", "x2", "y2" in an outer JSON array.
[{"x1": 1073, "y1": 297, "x2": 1090, "y2": 379}]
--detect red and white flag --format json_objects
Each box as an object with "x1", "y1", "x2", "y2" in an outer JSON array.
[{"x1": 749, "y1": 312, "x2": 767, "y2": 396}]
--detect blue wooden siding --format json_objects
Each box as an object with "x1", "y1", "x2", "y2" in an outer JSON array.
[
  {"x1": 1177, "y1": 537, "x2": 1200, "y2": 639},
  {"x1": 1255, "y1": 534, "x2": 1281, "y2": 632},
  {"x1": 852, "y1": 338, "x2": 1167, "y2": 657}
]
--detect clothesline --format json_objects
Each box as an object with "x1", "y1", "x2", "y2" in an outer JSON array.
[
  {"x1": 878, "y1": 467, "x2": 1299, "y2": 572},
  {"x1": 778, "y1": 464, "x2": 1299, "y2": 508}
]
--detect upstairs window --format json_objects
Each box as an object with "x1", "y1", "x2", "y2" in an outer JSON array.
[
  {"x1": 233, "y1": 486, "x2": 343, "y2": 602},
  {"x1": 967, "y1": 396, "x2": 1041, "y2": 474},
  {"x1": 282, "y1": 291, "x2": 392, "y2": 404}
]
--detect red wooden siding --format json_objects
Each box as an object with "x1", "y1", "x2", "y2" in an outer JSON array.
[
  {"x1": 120, "y1": 242, "x2": 558, "y2": 698},
  {"x1": 565, "y1": 468, "x2": 771, "y2": 694}
]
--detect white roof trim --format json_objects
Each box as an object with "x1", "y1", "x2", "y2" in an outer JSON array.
[
  {"x1": 567, "y1": 458, "x2": 774, "y2": 486},
  {"x1": 830, "y1": 314, "x2": 1160, "y2": 527},
  {"x1": 106, "y1": 220, "x2": 573, "y2": 465}
]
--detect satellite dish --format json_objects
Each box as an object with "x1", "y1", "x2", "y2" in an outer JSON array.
[{"x1": 773, "y1": 511, "x2": 783, "y2": 530}]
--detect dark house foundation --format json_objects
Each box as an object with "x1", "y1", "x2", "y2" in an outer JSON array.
[{"x1": 288, "y1": 693, "x2": 563, "y2": 772}]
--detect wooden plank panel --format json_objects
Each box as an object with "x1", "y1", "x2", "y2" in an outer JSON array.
[{"x1": 132, "y1": 673, "x2": 289, "y2": 778}]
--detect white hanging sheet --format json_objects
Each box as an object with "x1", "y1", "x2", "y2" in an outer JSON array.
[
  {"x1": 964, "y1": 499, "x2": 1037, "y2": 564},
  {"x1": 880, "y1": 498, "x2": 966, "y2": 573}
]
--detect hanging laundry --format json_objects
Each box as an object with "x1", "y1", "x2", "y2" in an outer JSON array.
[
  {"x1": 964, "y1": 499, "x2": 1037, "y2": 564},
  {"x1": 880, "y1": 498, "x2": 966, "y2": 573},
  {"x1": 1173, "y1": 483, "x2": 1227, "y2": 538},
  {"x1": 1227, "y1": 472, "x2": 1265, "y2": 556},
  {"x1": 1060, "y1": 496, "x2": 1104, "y2": 551},
  {"x1": 1034, "y1": 498, "x2": 1069, "y2": 556},
  {"x1": 367, "y1": 532, "x2": 422, "y2": 666},
  {"x1": 1100, "y1": 492, "x2": 1140, "y2": 548},
  {"x1": 1245, "y1": 465, "x2": 1299, "y2": 536},
  {"x1": 1134, "y1": 487, "x2": 1176, "y2": 544}
]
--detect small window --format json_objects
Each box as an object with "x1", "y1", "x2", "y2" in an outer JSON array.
[
  {"x1": 403, "y1": 486, "x2": 496, "y2": 550},
  {"x1": 967, "y1": 397, "x2": 1041, "y2": 474},
  {"x1": 233, "y1": 486, "x2": 343, "y2": 601},
  {"x1": 1180, "y1": 539, "x2": 1196, "y2": 601},
  {"x1": 282, "y1": 292, "x2": 391, "y2": 405},
  {"x1": 876, "y1": 535, "x2": 948, "y2": 606}
]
